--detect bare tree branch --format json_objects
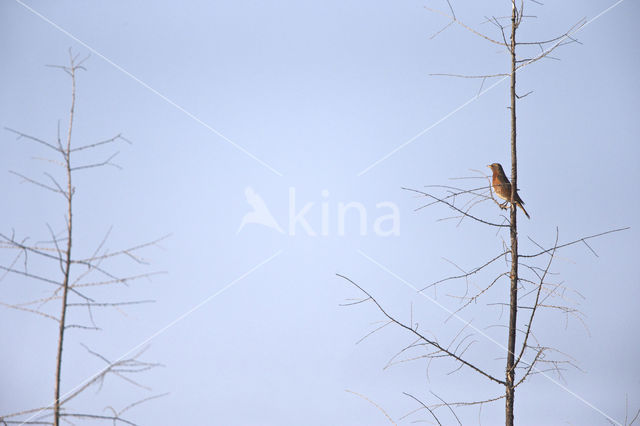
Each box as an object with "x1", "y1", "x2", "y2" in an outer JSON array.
[
  {"x1": 514, "y1": 229, "x2": 558, "y2": 372},
  {"x1": 403, "y1": 187, "x2": 508, "y2": 228},
  {"x1": 425, "y1": 6, "x2": 507, "y2": 46},
  {"x1": 520, "y1": 227, "x2": 629, "y2": 259},
  {"x1": 338, "y1": 274, "x2": 505, "y2": 385},
  {"x1": 402, "y1": 392, "x2": 442, "y2": 426}
]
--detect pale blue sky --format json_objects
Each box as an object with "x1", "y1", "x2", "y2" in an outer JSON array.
[{"x1": 1, "y1": 1, "x2": 639, "y2": 425}]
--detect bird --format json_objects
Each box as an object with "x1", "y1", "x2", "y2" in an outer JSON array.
[{"x1": 487, "y1": 163, "x2": 530, "y2": 219}]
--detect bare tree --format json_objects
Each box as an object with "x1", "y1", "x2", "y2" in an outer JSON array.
[
  {"x1": 340, "y1": 2, "x2": 630, "y2": 424},
  {"x1": 0, "y1": 51, "x2": 167, "y2": 426}
]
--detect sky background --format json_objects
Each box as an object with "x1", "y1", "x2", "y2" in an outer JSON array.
[{"x1": 1, "y1": 0, "x2": 639, "y2": 425}]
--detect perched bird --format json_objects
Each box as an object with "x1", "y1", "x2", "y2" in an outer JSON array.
[{"x1": 487, "y1": 163, "x2": 530, "y2": 219}]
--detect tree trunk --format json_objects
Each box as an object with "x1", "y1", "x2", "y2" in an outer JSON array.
[
  {"x1": 53, "y1": 62, "x2": 76, "y2": 426},
  {"x1": 505, "y1": 2, "x2": 519, "y2": 426}
]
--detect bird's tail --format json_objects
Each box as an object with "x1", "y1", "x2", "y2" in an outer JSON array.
[{"x1": 517, "y1": 202, "x2": 530, "y2": 219}]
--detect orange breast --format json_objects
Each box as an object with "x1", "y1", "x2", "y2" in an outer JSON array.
[{"x1": 492, "y1": 174, "x2": 511, "y2": 200}]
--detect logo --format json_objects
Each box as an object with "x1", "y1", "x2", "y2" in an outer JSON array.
[
  {"x1": 238, "y1": 187, "x2": 400, "y2": 237},
  {"x1": 237, "y1": 187, "x2": 285, "y2": 234}
]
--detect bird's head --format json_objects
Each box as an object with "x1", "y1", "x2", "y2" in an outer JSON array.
[{"x1": 487, "y1": 163, "x2": 504, "y2": 174}]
